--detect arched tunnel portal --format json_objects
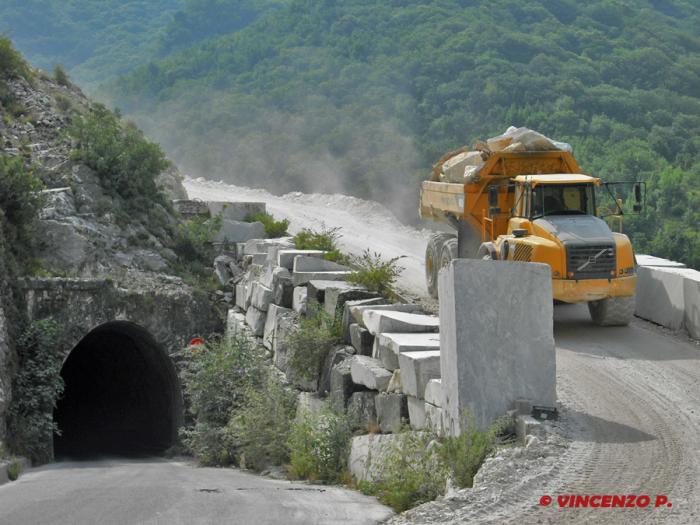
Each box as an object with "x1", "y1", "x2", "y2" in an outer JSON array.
[{"x1": 53, "y1": 322, "x2": 183, "y2": 459}]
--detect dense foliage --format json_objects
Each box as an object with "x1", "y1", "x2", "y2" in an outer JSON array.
[
  {"x1": 0, "y1": 0, "x2": 182, "y2": 88},
  {"x1": 7, "y1": 319, "x2": 65, "y2": 464}
]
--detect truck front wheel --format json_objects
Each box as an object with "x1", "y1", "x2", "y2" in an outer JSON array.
[
  {"x1": 425, "y1": 233, "x2": 455, "y2": 298},
  {"x1": 588, "y1": 296, "x2": 635, "y2": 326}
]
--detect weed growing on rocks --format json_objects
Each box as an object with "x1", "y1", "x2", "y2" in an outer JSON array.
[
  {"x1": 245, "y1": 212, "x2": 289, "y2": 238},
  {"x1": 288, "y1": 405, "x2": 352, "y2": 483},
  {"x1": 227, "y1": 371, "x2": 297, "y2": 471},
  {"x1": 179, "y1": 334, "x2": 265, "y2": 466},
  {"x1": 287, "y1": 305, "x2": 340, "y2": 383},
  {"x1": 348, "y1": 250, "x2": 404, "y2": 295},
  {"x1": 7, "y1": 318, "x2": 65, "y2": 464}
]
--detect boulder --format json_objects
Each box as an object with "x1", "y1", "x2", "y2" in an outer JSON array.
[
  {"x1": 235, "y1": 282, "x2": 248, "y2": 310},
  {"x1": 292, "y1": 271, "x2": 352, "y2": 287},
  {"x1": 362, "y1": 310, "x2": 439, "y2": 336},
  {"x1": 350, "y1": 355, "x2": 393, "y2": 391},
  {"x1": 214, "y1": 219, "x2": 265, "y2": 243},
  {"x1": 307, "y1": 280, "x2": 357, "y2": 307},
  {"x1": 226, "y1": 310, "x2": 252, "y2": 339},
  {"x1": 386, "y1": 370, "x2": 403, "y2": 394},
  {"x1": 319, "y1": 346, "x2": 353, "y2": 397},
  {"x1": 330, "y1": 359, "x2": 354, "y2": 413},
  {"x1": 348, "y1": 434, "x2": 405, "y2": 483},
  {"x1": 375, "y1": 392, "x2": 408, "y2": 433},
  {"x1": 296, "y1": 392, "x2": 325, "y2": 422},
  {"x1": 292, "y1": 286, "x2": 308, "y2": 315},
  {"x1": 635, "y1": 266, "x2": 686, "y2": 330},
  {"x1": 424, "y1": 403, "x2": 447, "y2": 437},
  {"x1": 263, "y1": 304, "x2": 292, "y2": 350},
  {"x1": 273, "y1": 313, "x2": 297, "y2": 373},
  {"x1": 213, "y1": 255, "x2": 236, "y2": 285},
  {"x1": 273, "y1": 275, "x2": 294, "y2": 308},
  {"x1": 245, "y1": 306, "x2": 267, "y2": 337},
  {"x1": 441, "y1": 151, "x2": 483, "y2": 183},
  {"x1": 325, "y1": 288, "x2": 380, "y2": 321},
  {"x1": 407, "y1": 396, "x2": 427, "y2": 430},
  {"x1": 424, "y1": 379, "x2": 444, "y2": 407},
  {"x1": 250, "y1": 282, "x2": 273, "y2": 312},
  {"x1": 349, "y1": 303, "x2": 424, "y2": 327},
  {"x1": 373, "y1": 332, "x2": 440, "y2": 371},
  {"x1": 347, "y1": 391, "x2": 378, "y2": 431},
  {"x1": 349, "y1": 324, "x2": 374, "y2": 356}
]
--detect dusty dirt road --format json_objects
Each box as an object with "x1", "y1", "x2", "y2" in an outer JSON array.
[
  {"x1": 0, "y1": 458, "x2": 392, "y2": 525},
  {"x1": 184, "y1": 179, "x2": 431, "y2": 298},
  {"x1": 186, "y1": 179, "x2": 700, "y2": 524}
]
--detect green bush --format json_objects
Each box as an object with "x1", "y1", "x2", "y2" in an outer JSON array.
[
  {"x1": 245, "y1": 212, "x2": 289, "y2": 238},
  {"x1": 227, "y1": 372, "x2": 297, "y2": 471},
  {"x1": 7, "y1": 461, "x2": 22, "y2": 481},
  {"x1": 7, "y1": 318, "x2": 65, "y2": 465},
  {"x1": 68, "y1": 104, "x2": 169, "y2": 216},
  {"x1": 288, "y1": 405, "x2": 352, "y2": 483},
  {"x1": 360, "y1": 432, "x2": 448, "y2": 512},
  {"x1": 53, "y1": 65, "x2": 70, "y2": 86},
  {"x1": 293, "y1": 225, "x2": 342, "y2": 252},
  {"x1": 0, "y1": 156, "x2": 44, "y2": 259},
  {"x1": 360, "y1": 416, "x2": 504, "y2": 512},
  {"x1": 179, "y1": 335, "x2": 265, "y2": 466},
  {"x1": 173, "y1": 214, "x2": 222, "y2": 273},
  {"x1": 0, "y1": 37, "x2": 30, "y2": 80},
  {"x1": 287, "y1": 306, "x2": 340, "y2": 383},
  {"x1": 347, "y1": 250, "x2": 404, "y2": 295}
]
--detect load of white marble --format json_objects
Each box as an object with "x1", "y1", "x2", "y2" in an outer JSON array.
[{"x1": 439, "y1": 126, "x2": 574, "y2": 183}]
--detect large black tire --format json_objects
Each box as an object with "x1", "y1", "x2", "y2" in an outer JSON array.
[
  {"x1": 425, "y1": 233, "x2": 455, "y2": 298},
  {"x1": 457, "y1": 219, "x2": 481, "y2": 259},
  {"x1": 588, "y1": 295, "x2": 635, "y2": 326},
  {"x1": 439, "y1": 237, "x2": 458, "y2": 270}
]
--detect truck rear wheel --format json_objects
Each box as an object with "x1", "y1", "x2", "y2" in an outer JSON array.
[
  {"x1": 425, "y1": 233, "x2": 455, "y2": 298},
  {"x1": 588, "y1": 296, "x2": 635, "y2": 326}
]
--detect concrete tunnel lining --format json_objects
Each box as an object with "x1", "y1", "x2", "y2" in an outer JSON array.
[{"x1": 53, "y1": 321, "x2": 183, "y2": 458}]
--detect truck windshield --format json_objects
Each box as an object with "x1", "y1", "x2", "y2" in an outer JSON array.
[{"x1": 530, "y1": 184, "x2": 595, "y2": 219}]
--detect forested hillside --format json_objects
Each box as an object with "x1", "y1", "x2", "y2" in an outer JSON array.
[
  {"x1": 0, "y1": 0, "x2": 183, "y2": 88},
  {"x1": 3, "y1": 0, "x2": 700, "y2": 266}
]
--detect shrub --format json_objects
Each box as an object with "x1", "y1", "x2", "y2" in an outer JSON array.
[
  {"x1": 53, "y1": 65, "x2": 70, "y2": 86},
  {"x1": 0, "y1": 156, "x2": 44, "y2": 258},
  {"x1": 288, "y1": 406, "x2": 352, "y2": 483},
  {"x1": 7, "y1": 318, "x2": 65, "y2": 464},
  {"x1": 360, "y1": 432, "x2": 448, "y2": 512},
  {"x1": 7, "y1": 461, "x2": 22, "y2": 481},
  {"x1": 227, "y1": 372, "x2": 297, "y2": 471},
  {"x1": 68, "y1": 104, "x2": 169, "y2": 215},
  {"x1": 438, "y1": 416, "x2": 506, "y2": 489},
  {"x1": 179, "y1": 335, "x2": 265, "y2": 466},
  {"x1": 55, "y1": 94, "x2": 71, "y2": 112},
  {"x1": 286, "y1": 306, "x2": 340, "y2": 382},
  {"x1": 245, "y1": 212, "x2": 289, "y2": 238},
  {"x1": 0, "y1": 37, "x2": 30, "y2": 80},
  {"x1": 293, "y1": 225, "x2": 342, "y2": 252},
  {"x1": 173, "y1": 214, "x2": 222, "y2": 273},
  {"x1": 347, "y1": 250, "x2": 404, "y2": 295}
]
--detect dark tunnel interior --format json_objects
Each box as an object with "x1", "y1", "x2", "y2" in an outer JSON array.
[{"x1": 53, "y1": 322, "x2": 182, "y2": 459}]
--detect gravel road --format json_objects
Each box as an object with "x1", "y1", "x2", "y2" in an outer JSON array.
[
  {"x1": 184, "y1": 179, "x2": 700, "y2": 524},
  {"x1": 0, "y1": 458, "x2": 393, "y2": 525}
]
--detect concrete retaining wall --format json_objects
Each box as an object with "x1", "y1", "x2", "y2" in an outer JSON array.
[{"x1": 438, "y1": 260, "x2": 555, "y2": 433}]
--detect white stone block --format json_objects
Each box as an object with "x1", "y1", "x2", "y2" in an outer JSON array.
[
  {"x1": 250, "y1": 282, "x2": 273, "y2": 312},
  {"x1": 235, "y1": 282, "x2": 248, "y2": 310},
  {"x1": 277, "y1": 250, "x2": 326, "y2": 270},
  {"x1": 293, "y1": 255, "x2": 350, "y2": 273},
  {"x1": 263, "y1": 304, "x2": 292, "y2": 350},
  {"x1": 373, "y1": 332, "x2": 440, "y2": 371},
  {"x1": 635, "y1": 266, "x2": 686, "y2": 330},
  {"x1": 226, "y1": 310, "x2": 251, "y2": 338},
  {"x1": 292, "y1": 286, "x2": 308, "y2": 315},
  {"x1": 207, "y1": 201, "x2": 266, "y2": 221},
  {"x1": 439, "y1": 260, "x2": 555, "y2": 434},
  {"x1": 292, "y1": 271, "x2": 351, "y2": 287},
  {"x1": 635, "y1": 254, "x2": 686, "y2": 268},
  {"x1": 398, "y1": 350, "x2": 441, "y2": 398},
  {"x1": 424, "y1": 379, "x2": 444, "y2": 407},
  {"x1": 407, "y1": 396, "x2": 426, "y2": 429},
  {"x1": 684, "y1": 272, "x2": 700, "y2": 340},
  {"x1": 348, "y1": 434, "x2": 403, "y2": 483},
  {"x1": 424, "y1": 403, "x2": 447, "y2": 437},
  {"x1": 245, "y1": 306, "x2": 266, "y2": 337},
  {"x1": 362, "y1": 310, "x2": 439, "y2": 336},
  {"x1": 350, "y1": 355, "x2": 393, "y2": 391}
]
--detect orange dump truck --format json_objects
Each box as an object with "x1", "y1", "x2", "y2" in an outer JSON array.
[{"x1": 420, "y1": 149, "x2": 643, "y2": 325}]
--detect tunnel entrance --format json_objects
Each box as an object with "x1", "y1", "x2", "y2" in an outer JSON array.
[{"x1": 53, "y1": 322, "x2": 182, "y2": 459}]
